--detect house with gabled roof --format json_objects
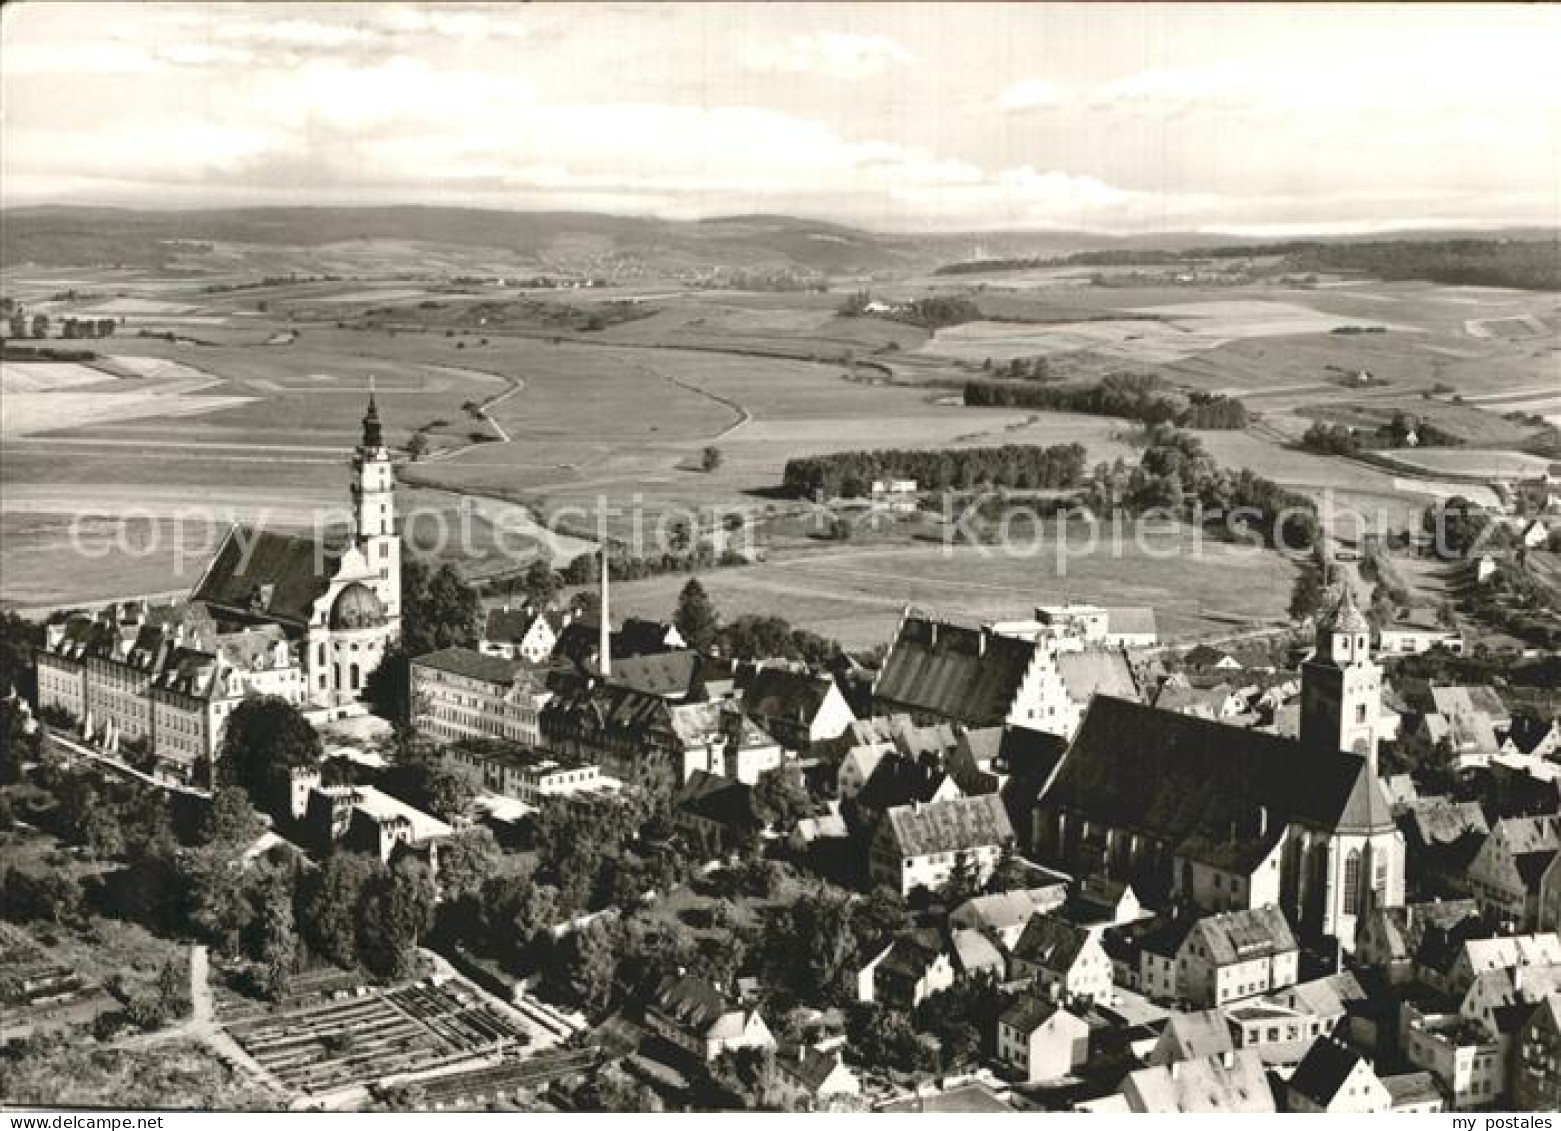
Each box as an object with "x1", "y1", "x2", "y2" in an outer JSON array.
[
  {"x1": 856, "y1": 930, "x2": 955, "y2": 1008},
  {"x1": 739, "y1": 666, "x2": 855, "y2": 752},
  {"x1": 996, "y1": 993, "x2": 1090, "y2": 1083},
  {"x1": 479, "y1": 603, "x2": 569, "y2": 663},
  {"x1": 1010, "y1": 913, "x2": 1113, "y2": 1005},
  {"x1": 950, "y1": 886, "x2": 1069, "y2": 947},
  {"x1": 644, "y1": 974, "x2": 774, "y2": 1063},
  {"x1": 1355, "y1": 899, "x2": 1481, "y2": 983},
  {"x1": 771, "y1": 1045, "x2": 861, "y2": 1111},
  {"x1": 872, "y1": 611, "x2": 1065, "y2": 733},
  {"x1": 1285, "y1": 1036, "x2": 1391, "y2": 1113},
  {"x1": 1175, "y1": 907, "x2": 1300, "y2": 1008},
  {"x1": 1467, "y1": 815, "x2": 1561, "y2": 928},
  {"x1": 869, "y1": 793, "x2": 1014, "y2": 896},
  {"x1": 1148, "y1": 1009, "x2": 1234, "y2": 1066}
]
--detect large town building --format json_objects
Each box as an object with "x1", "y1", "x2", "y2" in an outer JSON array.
[
  {"x1": 1035, "y1": 588, "x2": 1404, "y2": 947},
  {"x1": 36, "y1": 392, "x2": 402, "y2": 779}
]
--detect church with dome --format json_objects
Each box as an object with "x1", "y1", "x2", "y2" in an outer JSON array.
[
  {"x1": 37, "y1": 393, "x2": 402, "y2": 781},
  {"x1": 190, "y1": 391, "x2": 403, "y2": 707}
]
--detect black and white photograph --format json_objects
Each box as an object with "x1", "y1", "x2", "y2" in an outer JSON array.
[{"x1": 1, "y1": 0, "x2": 1559, "y2": 1116}]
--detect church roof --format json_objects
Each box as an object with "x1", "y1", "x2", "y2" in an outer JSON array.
[
  {"x1": 1043, "y1": 696, "x2": 1394, "y2": 842},
  {"x1": 874, "y1": 614, "x2": 1037, "y2": 726},
  {"x1": 192, "y1": 525, "x2": 339, "y2": 627}
]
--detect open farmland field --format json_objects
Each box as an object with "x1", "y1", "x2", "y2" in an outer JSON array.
[
  {"x1": 1370, "y1": 448, "x2": 1558, "y2": 480},
  {"x1": 4, "y1": 228, "x2": 1556, "y2": 614},
  {"x1": 603, "y1": 530, "x2": 1298, "y2": 648}
]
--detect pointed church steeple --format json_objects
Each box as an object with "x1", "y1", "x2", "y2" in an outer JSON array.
[{"x1": 361, "y1": 379, "x2": 383, "y2": 450}]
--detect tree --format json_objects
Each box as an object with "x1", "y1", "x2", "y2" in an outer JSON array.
[
  {"x1": 401, "y1": 557, "x2": 481, "y2": 655},
  {"x1": 701, "y1": 445, "x2": 723, "y2": 472},
  {"x1": 199, "y1": 786, "x2": 263, "y2": 847},
  {"x1": 0, "y1": 697, "x2": 41, "y2": 784},
  {"x1": 522, "y1": 559, "x2": 561, "y2": 607},
  {"x1": 302, "y1": 852, "x2": 382, "y2": 969},
  {"x1": 7, "y1": 311, "x2": 26, "y2": 339},
  {"x1": 30, "y1": 314, "x2": 48, "y2": 339},
  {"x1": 0, "y1": 611, "x2": 42, "y2": 701},
  {"x1": 436, "y1": 826, "x2": 501, "y2": 900},
  {"x1": 1289, "y1": 562, "x2": 1326, "y2": 622},
  {"x1": 1, "y1": 865, "x2": 84, "y2": 925},
  {"x1": 362, "y1": 647, "x2": 411, "y2": 724},
  {"x1": 217, "y1": 696, "x2": 322, "y2": 803},
  {"x1": 673, "y1": 578, "x2": 719, "y2": 652},
  {"x1": 359, "y1": 855, "x2": 436, "y2": 979},
  {"x1": 405, "y1": 432, "x2": 429, "y2": 461}
]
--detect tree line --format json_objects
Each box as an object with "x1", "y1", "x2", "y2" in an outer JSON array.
[
  {"x1": 783, "y1": 441, "x2": 1087, "y2": 499},
  {"x1": 964, "y1": 374, "x2": 1248, "y2": 430}
]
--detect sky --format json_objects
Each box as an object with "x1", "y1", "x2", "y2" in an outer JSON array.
[{"x1": 2, "y1": 2, "x2": 1558, "y2": 234}]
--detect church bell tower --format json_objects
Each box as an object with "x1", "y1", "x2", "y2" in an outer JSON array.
[
  {"x1": 351, "y1": 386, "x2": 401, "y2": 624},
  {"x1": 1299, "y1": 583, "x2": 1381, "y2": 769}
]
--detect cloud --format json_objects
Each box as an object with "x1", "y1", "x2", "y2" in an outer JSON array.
[
  {"x1": 997, "y1": 78, "x2": 1068, "y2": 112},
  {"x1": 744, "y1": 32, "x2": 912, "y2": 80}
]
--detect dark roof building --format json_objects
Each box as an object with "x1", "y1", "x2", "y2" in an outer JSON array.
[{"x1": 872, "y1": 613, "x2": 1041, "y2": 728}]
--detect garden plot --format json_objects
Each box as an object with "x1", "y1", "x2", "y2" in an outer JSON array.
[{"x1": 220, "y1": 977, "x2": 538, "y2": 1096}]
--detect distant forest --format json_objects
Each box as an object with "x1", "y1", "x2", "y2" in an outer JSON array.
[
  {"x1": 937, "y1": 236, "x2": 1561, "y2": 291},
  {"x1": 964, "y1": 374, "x2": 1249, "y2": 430},
  {"x1": 783, "y1": 442, "x2": 1087, "y2": 498}
]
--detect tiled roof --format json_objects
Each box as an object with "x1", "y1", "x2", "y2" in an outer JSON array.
[
  {"x1": 874, "y1": 615, "x2": 1037, "y2": 726},
  {"x1": 1381, "y1": 1072, "x2": 1441, "y2": 1107},
  {"x1": 1125, "y1": 1049, "x2": 1274, "y2": 1113},
  {"x1": 999, "y1": 993, "x2": 1062, "y2": 1035},
  {"x1": 192, "y1": 525, "x2": 339, "y2": 626},
  {"x1": 1189, "y1": 907, "x2": 1297, "y2": 966},
  {"x1": 1056, "y1": 649, "x2": 1139, "y2": 704},
  {"x1": 741, "y1": 667, "x2": 836, "y2": 723},
  {"x1": 883, "y1": 794, "x2": 1013, "y2": 858},
  {"x1": 676, "y1": 770, "x2": 762, "y2": 831},
  {"x1": 1044, "y1": 696, "x2": 1394, "y2": 843},
  {"x1": 1288, "y1": 1036, "x2": 1363, "y2": 1106},
  {"x1": 857, "y1": 752, "x2": 957, "y2": 813},
  {"x1": 1158, "y1": 1010, "x2": 1234, "y2": 1062},
  {"x1": 609, "y1": 650, "x2": 703, "y2": 699},
  {"x1": 1012, "y1": 913, "x2": 1093, "y2": 972},
  {"x1": 413, "y1": 646, "x2": 528, "y2": 684}
]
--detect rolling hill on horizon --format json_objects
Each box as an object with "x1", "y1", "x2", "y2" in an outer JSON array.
[{"x1": 2, "y1": 204, "x2": 1554, "y2": 282}]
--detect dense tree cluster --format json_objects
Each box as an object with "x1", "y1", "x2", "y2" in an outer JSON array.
[
  {"x1": 783, "y1": 441, "x2": 1086, "y2": 498},
  {"x1": 1086, "y1": 426, "x2": 1321, "y2": 551},
  {"x1": 363, "y1": 553, "x2": 482, "y2": 722},
  {"x1": 965, "y1": 374, "x2": 1247, "y2": 430},
  {"x1": 1302, "y1": 411, "x2": 1463, "y2": 456},
  {"x1": 717, "y1": 614, "x2": 842, "y2": 667},
  {"x1": 217, "y1": 696, "x2": 324, "y2": 804}
]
